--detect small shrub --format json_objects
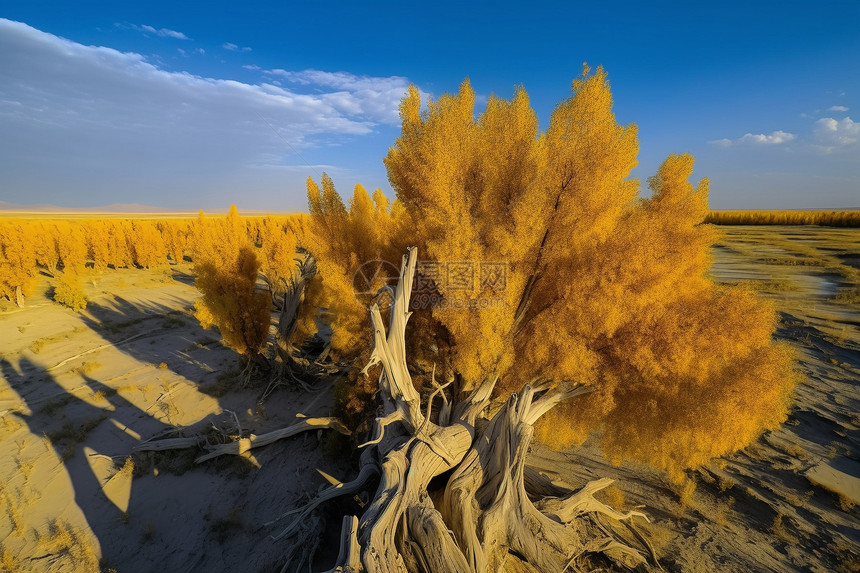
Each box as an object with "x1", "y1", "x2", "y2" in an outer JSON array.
[
  {"x1": 36, "y1": 519, "x2": 99, "y2": 568},
  {"x1": 2, "y1": 548, "x2": 20, "y2": 571},
  {"x1": 793, "y1": 491, "x2": 814, "y2": 510},
  {"x1": 595, "y1": 484, "x2": 626, "y2": 510},
  {"x1": 72, "y1": 361, "x2": 101, "y2": 376},
  {"x1": 53, "y1": 272, "x2": 88, "y2": 311},
  {"x1": 714, "y1": 496, "x2": 735, "y2": 526},
  {"x1": 161, "y1": 314, "x2": 185, "y2": 329},
  {"x1": 785, "y1": 444, "x2": 807, "y2": 459},
  {"x1": 717, "y1": 475, "x2": 736, "y2": 492},
  {"x1": 678, "y1": 478, "x2": 697, "y2": 508},
  {"x1": 838, "y1": 494, "x2": 855, "y2": 512},
  {"x1": 771, "y1": 512, "x2": 798, "y2": 544},
  {"x1": 209, "y1": 507, "x2": 243, "y2": 544},
  {"x1": 45, "y1": 415, "x2": 106, "y2": 460},
  {"x1": 834, "y1": 288, "x2": 860, "y2": 305},
  {"x1": 15, "y1": 457, "x2": 34, "y2": 479}
]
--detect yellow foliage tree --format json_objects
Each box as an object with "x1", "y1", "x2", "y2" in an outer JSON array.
[
  {"x1": 53, "y1": 270, "x2": 88, "y2": 312},
  {"x1": 193, "y1": 206, "x2": 271, "y2": 369},
  {"x1": 28, "y1": 221, "x2": 60, "y2": 275},
  {"x1": 0, "y1": 221, "x2": 37, "y2": 306},
  {"x1": 128, "y1": 221, "x2": 166, "y2": 268},
  {"x1": 55, "y1": 222, "x2": 89, "y2": 273},
  {"x1": 157, "y1": 220, "x2": 190, "y2": 264},
  {"x1": 305, "y1": 176, "x2": 413, "y2": 359},
  {"x1": 312, "y1": 66, "x2": 797, "y2": 480}
]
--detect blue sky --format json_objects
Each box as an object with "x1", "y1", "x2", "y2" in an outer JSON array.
[{"x1": 1, "y1": 1, "x2": 858, "y2": 211}]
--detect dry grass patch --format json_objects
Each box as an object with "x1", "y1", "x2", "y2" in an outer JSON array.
[
  {"x1": 72, "y1": 361, "x2": 102, "y2": 376},
  {"x1": 594, "y1": 484, "x2": 627, "y2": 510},
  {"x1": 771, "y1": 512, "x2": 798, "y2": 544},
  {"x1": 35, "y1": 519, "x2": 100, "y2": 570},
  {"x1": 784, "y1": 490, "x2": 814, "y2": 508},
  {"x1": 837, "y1": 494, "x2": 855, "y2": 512},
  {"x1": 713, "y1": 496, "x2": 735, "y2": 527},
  {"x1": 678, "y1": 479, "x2": 697, "y2": 509},
  {"x1": 785, "y1": 443, "x2": 808, "y2": 459},
  {"x1": 44, "y1": 415, "x2": 106, "y2": 460}
]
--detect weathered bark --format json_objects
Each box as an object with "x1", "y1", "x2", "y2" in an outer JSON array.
[
  {"x1": 132, "y1": 417, "x2": 350, "y2": 463},
  {"x1": 261, "y1": 250, "x2": 321, "y2": 398},
  {"x1": 310, "y1": 248, "x2": 650, "y2": 573},
  {"x1": 14, "y1": 285, "x2": 23, "y2": 308},
  {"x1": 273, "y1": 250, "x2": 317, "y2": 376}
]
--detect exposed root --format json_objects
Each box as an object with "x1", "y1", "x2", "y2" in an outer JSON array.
[{"x1": 324, "y1": 515, "x2": 362, "y2": 573}]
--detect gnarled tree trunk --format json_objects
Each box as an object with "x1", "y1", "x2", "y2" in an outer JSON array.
[{"x1": 275, "y1": 248, "x2": 652, "y2": 572}]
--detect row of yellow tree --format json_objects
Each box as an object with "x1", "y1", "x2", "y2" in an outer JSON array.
[
  {"x1": 706, "y1": 209, "x2": 859, "y2": 226},
  {"x1": 0, "y1": 214, "x2": 308, "y2": 308}
]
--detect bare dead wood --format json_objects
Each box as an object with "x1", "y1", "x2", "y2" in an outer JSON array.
[
  {"x1": 133, "y1": 436, "x2": 203, "y2": 452},
  {"x1": 273, "y1": 251, "x2": 316, "y2": 380},
  {"x1": 196, "y1": 416, "x2": 350, "y2": 462},
  {"x1": 323, "y1": 515, "x2": 361, "y2": 573},
  {"x1": 131, "y1": 417, "x2": 349, "y2": 463}
]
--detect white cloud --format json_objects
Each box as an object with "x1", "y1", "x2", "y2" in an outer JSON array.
[
  {"x1": 828, "y1": 105, "x2": 849, "y2": 112},
  {"x1": 177, "y1": 47, "x2": 205, "y2": 57},
  {"x1": 131, "y1": 23, "x2": 188, "y2": 40},
  {"x1": 814, "y1": 116, "x2": 859, "y2": 152},
  {"x1": 266, "y1": 68, "x2": 422, "y2": 125},
  {"x1": 710, "y1": 130, "x2": 797, "y2": 147},
  {"x1": 223, "y1": 42, "x2": 251, "y2": 52},
  {"x1": 0, "y1": 19, "x2": 413, "y2": 209},
  {"x1": 243, "y1": 64, "x2": 261, "y2": 71}
]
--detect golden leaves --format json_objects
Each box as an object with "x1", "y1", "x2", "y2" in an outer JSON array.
[{"x1": 308, "y1": 67, "x2": 797, "y2": 478}]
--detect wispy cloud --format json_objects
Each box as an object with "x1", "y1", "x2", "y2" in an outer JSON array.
[
  {"x1": 265, "y1": 68, "x2": 421, "y2": 124},
  {"x1": 827, "y1": 105, "x2": 849, "y2": 112},
  {"x1": 711, "y1": 130, "x2": 797, "y2": 148},
  {"x1": 223, "y1": 42, "x2": 252, "y2": 52},
  {"x1": 0, "y1": 19, "x2": 413, "y2": 209},
  {"x1": 128, "y1": 23, "x2": 189, "y2": 40},
  {"x1": 814, "y1": 116, "x2": 859, "y2": 153}
]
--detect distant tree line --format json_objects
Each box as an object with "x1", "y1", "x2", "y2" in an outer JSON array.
[
  {"x1": 0, "y1": 214, "x2": 304, "y2": 308},
  {"x1": 706, "y1": 210, "x2": 860, "y2": 227}
]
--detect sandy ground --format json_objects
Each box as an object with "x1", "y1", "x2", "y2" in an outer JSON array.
[
  {"x1": 528, "y1": 225, "x2": 859, "y2": 572},
  {"x1": 0, "y1": 266, "x2": 352, "y2": 572},
  {"x1": 0, "y1": 225, "x2": 857, "y2": 572}
]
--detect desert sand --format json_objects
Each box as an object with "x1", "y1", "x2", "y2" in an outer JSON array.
[{"x1": 0, "y1": 225, "x2": 857, "y2": 572}]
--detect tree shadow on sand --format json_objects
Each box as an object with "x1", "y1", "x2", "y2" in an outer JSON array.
[
  {"x1": 79, "y1": 294, "x2": 242, "y2": 398},
  {"x1": 1, "y1": 355, "x2": 265, "y2": 570},
  {"x1": 2, "y1": 358, "x2": 167, "y2": 567}
]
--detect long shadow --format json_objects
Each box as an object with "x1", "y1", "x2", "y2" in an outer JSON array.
[
  {"x1": 80, "y1": 295, "x2": 239, "y2": 397},
  {"x1": 50, "y1": 287, "x2": 344, "y2": 569},
  {"x1": 1, "y1": 357, "x2": 174, "y2": 569}
]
